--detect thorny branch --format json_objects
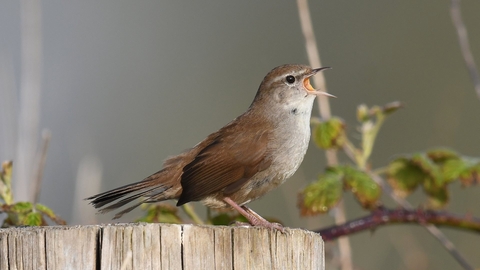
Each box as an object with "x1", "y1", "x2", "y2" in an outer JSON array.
[{"x1": 315, "y1": 207, "x2": 480, "y2": 242}]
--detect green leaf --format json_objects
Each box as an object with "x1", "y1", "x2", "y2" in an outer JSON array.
[
  {"x1": 459, "y1": 160, "x2": 480, "y2": 186},
  {"x1": 411, "y1": 154, "x2": 444, "y2": 188},
  {"x1": 432, "y1": 152, "x2": 480, "y2": 186},
  {"x1": 387, "y1": 149, "x2": 479, "y2": 208},
  {"x1": 35, "y1": 203, "x2": 55, "y2": 218},
  {"x1": 209, "y1": 213, "x2": 248, "y2": 225},
  {"x1": 0, "y1": 161, "x2": 13, "y2": 205},
  {"x1": 0, "y1": 161, "x2": 13, "y2": 184},
  {"x1": 422, "y1": 178, "x2": 442, "y2": 198},
  {"x1": 298, "y1": 170, "x2": 343, "y2": 216},
  {"x1": 441, "y1": 158, "x2": 468, "y2": 183},
  {"x1": 35, "y1": 203, "x2": 66, "y2": 225},
  {"x1": 210, "y1": 213, "x2": 237, "y2": 225},
  {"x1": 426, "y1": 187, "x2": 449, "y2": 208},
  {"x1": 137, "y1": 204, "x2": 182, "y2": 224},
  {"x1": 23, "y1": 212, "x2": 43, "y2": 226},
  {"x1": 11, "y1": 202, "x2": 33, "y2": 214},
  {"x1": 342, "y1": 166, "x2": 381, "y2": 209},
  {"x1": 387, "y1": 158, "x2": 425, "y2": 197},
  {"x1": 312, "y1": 117, "x2": 346, "y2": 150},
  {"x1": 426, "y1": 148, "x2": 459, "y2": 163}
]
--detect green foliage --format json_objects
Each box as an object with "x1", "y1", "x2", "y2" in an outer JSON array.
[
  {"x1": 441, "y1": 159, "x2": 468, "y2": 183},
  {"x1": 426, "y1": 186, "x2": 449, "y2": 209},
  {"x1": 387, "y1": 148, "x2": 480, "y2": 208},
  {"x1": 136, "y1": 202, "x2": 282, "y2": 226},
  {"x1": 342, "y1": 166, "x2": 381, "y2": 209},
  {"x1": 298, "y1": 166, "x2": 381, "y2": 215},
  {"x1": 11, "y1": 201, "x2": 33, "y2": 214},
  {"x1": 302, "y1": 100, "x2": 479, "y2": 217},
  {"x1": 0, "y1": 161, "x2": 66, "y2": 227},
  {"x1": 312, "y1": 117, "x2": 346, "y2": 149},
  {"x1": 298, "y1": 169, "x2": 343, "y2": 216},
  {"x1": 35, "y1": 203, "x2": 56, "y2": 218},
  {"x1": 0, "y1": 161, "x2": 13, "y2": 205},
  {"x1": 2, "y1": 202, "x2": 66, "y2": 227},
  {"x1": 35, "y1": 203, "x2": 66, "y2": 225},
  {"x1": 387, "y1": 158, "x2": 424, "y2": 196},
  {"x1": 411, "y1": 154, "x2": 444, "y2": 188},
  {"x1": 427, "y1": 148, "x2": 460, "y2": 162},
  {"x1": 136, "y1": 203, "x2": 182, "y2": 224},
  {"x1": 210, "y1": 213, "x2": 241, "y2": 225},
  {"x1": 300, "y1": 102, "x2": 400, "y2": 216},
  {"x1": 208, "y1": 212, "x2": 249, "y2": 225},
  {"x1": 24, "y1": 212, "x2": 43, "y2": 226}
]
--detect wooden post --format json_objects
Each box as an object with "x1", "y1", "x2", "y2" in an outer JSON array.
[{"x1": 0, "y1": 223, "x2": 324, "y2": 270}]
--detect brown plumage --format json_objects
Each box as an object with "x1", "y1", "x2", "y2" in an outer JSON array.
[{"x1": 87, "y1": 64, "x2": 333, "y2": 230}]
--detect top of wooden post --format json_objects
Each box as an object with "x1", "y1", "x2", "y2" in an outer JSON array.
[{"x1": 0, "y1": 223, "x2": 324, "y2": 270}]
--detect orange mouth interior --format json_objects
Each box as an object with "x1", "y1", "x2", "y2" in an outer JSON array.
[{"x1": 303, "y1": 77, "x2": 315, "y2": 91}]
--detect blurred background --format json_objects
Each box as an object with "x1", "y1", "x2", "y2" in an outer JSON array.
[{"x1": 1, "y1": 1, "x2": 480, "y2": 269}]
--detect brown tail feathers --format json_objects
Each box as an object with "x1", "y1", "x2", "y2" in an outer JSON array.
[{"x1": 86, "y1": 169, "x2": 179, "y2": 219}]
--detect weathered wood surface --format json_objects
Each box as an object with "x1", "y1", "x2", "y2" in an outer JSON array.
[{"x1": 0, "y1": 223, "x2": 324, "y2": 270}]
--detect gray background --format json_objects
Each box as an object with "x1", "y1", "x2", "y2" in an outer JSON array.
[{"x1": 1, "y1": 1, "x2": 480, "y2": 269}]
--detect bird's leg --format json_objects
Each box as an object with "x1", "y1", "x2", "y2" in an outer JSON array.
[{"x1": 223, "y1": 197, "x2": 285, "y2": 232}]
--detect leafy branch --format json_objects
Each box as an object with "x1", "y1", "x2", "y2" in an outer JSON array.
[
  {"x1": 298, "y1": 100, "x2": 478, "y2": 269},
  {"x1": 0, "y1": 161, "x2": 65, "y2": 227}
]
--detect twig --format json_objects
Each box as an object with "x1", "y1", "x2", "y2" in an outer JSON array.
[
  {"x1": 0, "y1": 57, "x2": 18, "y2": 159},
  {"x1": 371, "y1": 173, "x2": 474, "y2": 270},
  {"x1": 296, "y1": 1, "x2": 351, "y2": 269},
  {"x1": 315, "y1": 207, "x2": 480, "y2": 241},
  {"x1": 32, "y1": 129, "x2": 51, "y2": 204},
  {"x1": 450, "y1": 0, "x2": 480, "y2": 100},
  {"x1": 16, "y1": 0, "x2": 43, "y2": 201},
  {"x1": 296, "y1": 0, "x2": 331, "y2": 120}
]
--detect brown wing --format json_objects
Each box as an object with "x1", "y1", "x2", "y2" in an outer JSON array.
[{"x1": 176, "y1": 121, "x2": 271, "y2": 206}]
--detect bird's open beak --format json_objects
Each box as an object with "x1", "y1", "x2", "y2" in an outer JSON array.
[{"x1": 303, "y1": 67, "x2": 336, "y2": 98}]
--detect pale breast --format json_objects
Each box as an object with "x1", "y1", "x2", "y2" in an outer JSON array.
[
  {"x1": 236, "y1": 98, "x2": 314, "y2": 204},
  {"x1": 201, "y1": 96, "x2": 316, "y2": 209},
  {"x1": 267, "y1": 104, "x2": 312, "y2": 183}
]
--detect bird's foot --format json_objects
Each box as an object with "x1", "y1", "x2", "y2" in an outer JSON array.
[
  {"x1": 251, "y1": 219, "x2": 285, "y2": 233},
  {"x1": 223, "y1": 197, "x2": 286, "y2": 233}
]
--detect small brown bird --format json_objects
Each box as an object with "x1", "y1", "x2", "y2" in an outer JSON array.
[{"x1": 87, "y1": 64, "x2": 333, "y2": 230}]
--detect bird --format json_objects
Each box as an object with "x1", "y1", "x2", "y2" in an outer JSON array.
[{"x1": 87, "y1": 64, "x2": 334, "y2": 231}]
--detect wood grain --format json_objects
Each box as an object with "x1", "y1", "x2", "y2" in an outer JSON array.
[{"x1": 0, "y1": 223, "x2": 324, "y2": 270}]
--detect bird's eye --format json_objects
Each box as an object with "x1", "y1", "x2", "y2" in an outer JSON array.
[{"x1": 285, "y1": 75, "x2": 296, "y2": 84}]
